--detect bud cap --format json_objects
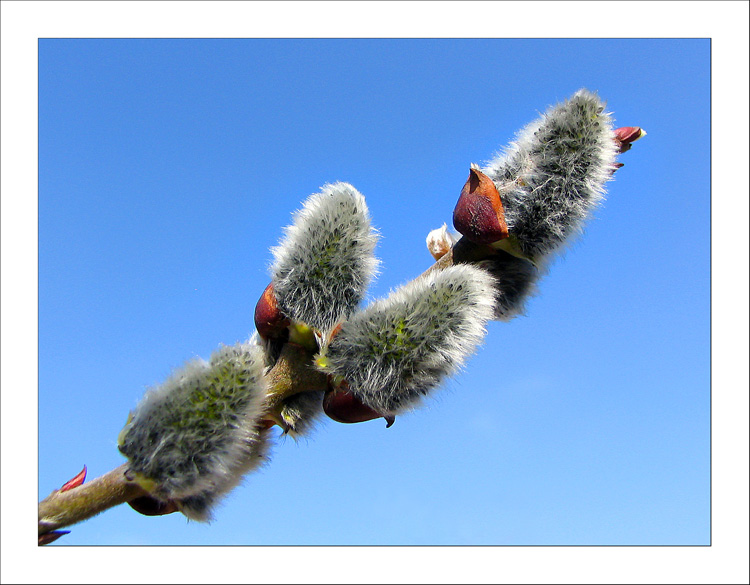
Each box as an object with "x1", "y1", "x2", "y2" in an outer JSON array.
[{"x1": 453, "y1": 168, "x2": 509, "y2": 245}]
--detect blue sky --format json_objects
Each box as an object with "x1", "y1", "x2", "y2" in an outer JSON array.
[{"x1": 36, "y1": 37, "x2": 712, "y2": 547}]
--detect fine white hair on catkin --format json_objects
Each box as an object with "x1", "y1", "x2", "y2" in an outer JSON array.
[
  {"x1": 318, "y1": 264, "x2": 496, "y2": 415},
  {"x1": 174, "y1": 425, "x2": 273, "y2": 521},
  {"x1": 270, "y1": 182, "x2": 379, "y2": 333},
  {"x1": 279, "y1": 390, "x2": 325, "y2": 438},
  {"x1": 117, "y1": 342, "x2": 270, "y2": 522},
  {"x1": 482, "y1": 89, "x2": 619, "y2": 261}
]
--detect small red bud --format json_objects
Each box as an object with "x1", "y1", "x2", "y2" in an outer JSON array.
[
  {"x1": 330, "y1": 323, "x2": 343, "y2": 340},
  {"x1": 453, "y1": 168, "x2": 509, "y2": 245},
  {"x1": 323, "y1": 385, "x2": 395, "y2": 428},
  {"x1": 39, "y1": 530, "x2": 70, "y2": 546},
  {"x1": 254, "y1": 282, "x2": 290, "y2": 340},
  {"x1": 60, "y1": 465, "x2": 87, "y2": 492},
  {"x1": 127, "y1": 495, "x2": 179, "y2": 516},
  {"x1": 614, "y1": 126, "x2": 646, "y2": 153}
]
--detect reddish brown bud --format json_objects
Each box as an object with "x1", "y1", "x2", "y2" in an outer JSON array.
[
  {"x1": 614, "y1": 126, "x2": 646, "y2": 153},
  {"x1": 323, "y1": 385, "x2": 395, "y2": 428},
  {"x1": 127, "y1": 495, "x2": 179, "y2": 516},
  {"x1": 254, "y1": 282, "x2": 290, "y2": 340},
  {"x1": 38, "y1": 530, "x2": 70, "y2": 546},
  {"x1": 453, "y1": 168, "x2": 509, "y2": 245},
  {"x1": 60, "y1": 465, "x2": 87, "y2": 492}
]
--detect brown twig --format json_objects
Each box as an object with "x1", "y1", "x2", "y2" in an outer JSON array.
[{"x1": 38, "y1": 463, "x2": 147, "y2": 540}]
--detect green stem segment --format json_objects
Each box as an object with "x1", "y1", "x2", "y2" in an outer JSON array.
[{"x1": 263, "y1": 341, "x2": 330, "y2": 421}]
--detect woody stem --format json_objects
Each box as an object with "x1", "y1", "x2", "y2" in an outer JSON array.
[{"x1": 38, "y1": 464, "x2": 147, "y2": 537}]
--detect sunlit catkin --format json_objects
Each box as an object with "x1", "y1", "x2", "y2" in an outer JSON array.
[
  {"x1": 117, "y1": 343, "x2": 269, "y2": 521},
  {"x1": 270, "y1": 182, "x2": 379, "y2": 333},
  {"x1": 482, "y1": 89, "x2": 619, "y2": 262},
  {"x1": 317, "y1": 265, "x2": 496, "y2": 415}
]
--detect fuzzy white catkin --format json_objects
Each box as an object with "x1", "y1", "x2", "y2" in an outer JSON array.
[
  {"x1": 118, "y1": 342, "x2": 270, "y2": 521},
  {"x1": 318, "y1": 264, "x2": 496, "y2": 414},
  {"x1": 482, "y1": 89, "x2": 619, "y2": 261},
  {"x1": 270, "y1": 182, "x2": 379, "y2": 333}
]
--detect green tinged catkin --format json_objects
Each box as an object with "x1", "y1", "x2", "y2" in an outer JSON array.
[
  {"x1": 317, "y1": 265, "x2": 496, "y2": 415},
  {"x1": 482, "y1": 89, "x2": 619, "y2": 263},
  {"x1": 118, "y1": 342, "x2": 269, "y2": 521},
  {"x1": 270, "y1": 182, "x2": 379, "y2": 334}
]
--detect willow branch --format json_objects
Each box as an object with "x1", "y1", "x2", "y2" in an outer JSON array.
[
  {"x1": 38, "y1": 343, "x2": 331, "y2": 540},
  {"x1": 38, "y1": 464, "x2": 147, "y2": 537}
]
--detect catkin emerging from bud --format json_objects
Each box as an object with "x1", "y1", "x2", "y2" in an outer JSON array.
[
  {"x1": 118, "y1": 343, "x2": 270, "y2": 521},
  {"x1": 279, "y1": 390, "x2": 325, "y2": 437},
  {"x1": 270, "y1": 182, "x2": 379, "y2": 333},
  {"x1": 317, "y1": 265, "x2": 496, "y2": 414},
  {"x1": 482, "y1": 89, "x2": 619, "y2": 261}
]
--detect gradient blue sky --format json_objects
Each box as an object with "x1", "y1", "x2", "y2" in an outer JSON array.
[{"x1": 36, "y1": 37, "x2": 712, "y2": 547}]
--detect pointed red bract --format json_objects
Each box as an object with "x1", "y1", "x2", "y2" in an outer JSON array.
[
  {"x1": 610, "y1": 162, "x2": 625, "y2": 174},
  {"x1": 60, "y1": 465, "x2": 87, "y2": 492},
  {"x1": 614, "y1": 126, "x2": 645, "y2": 153}
]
